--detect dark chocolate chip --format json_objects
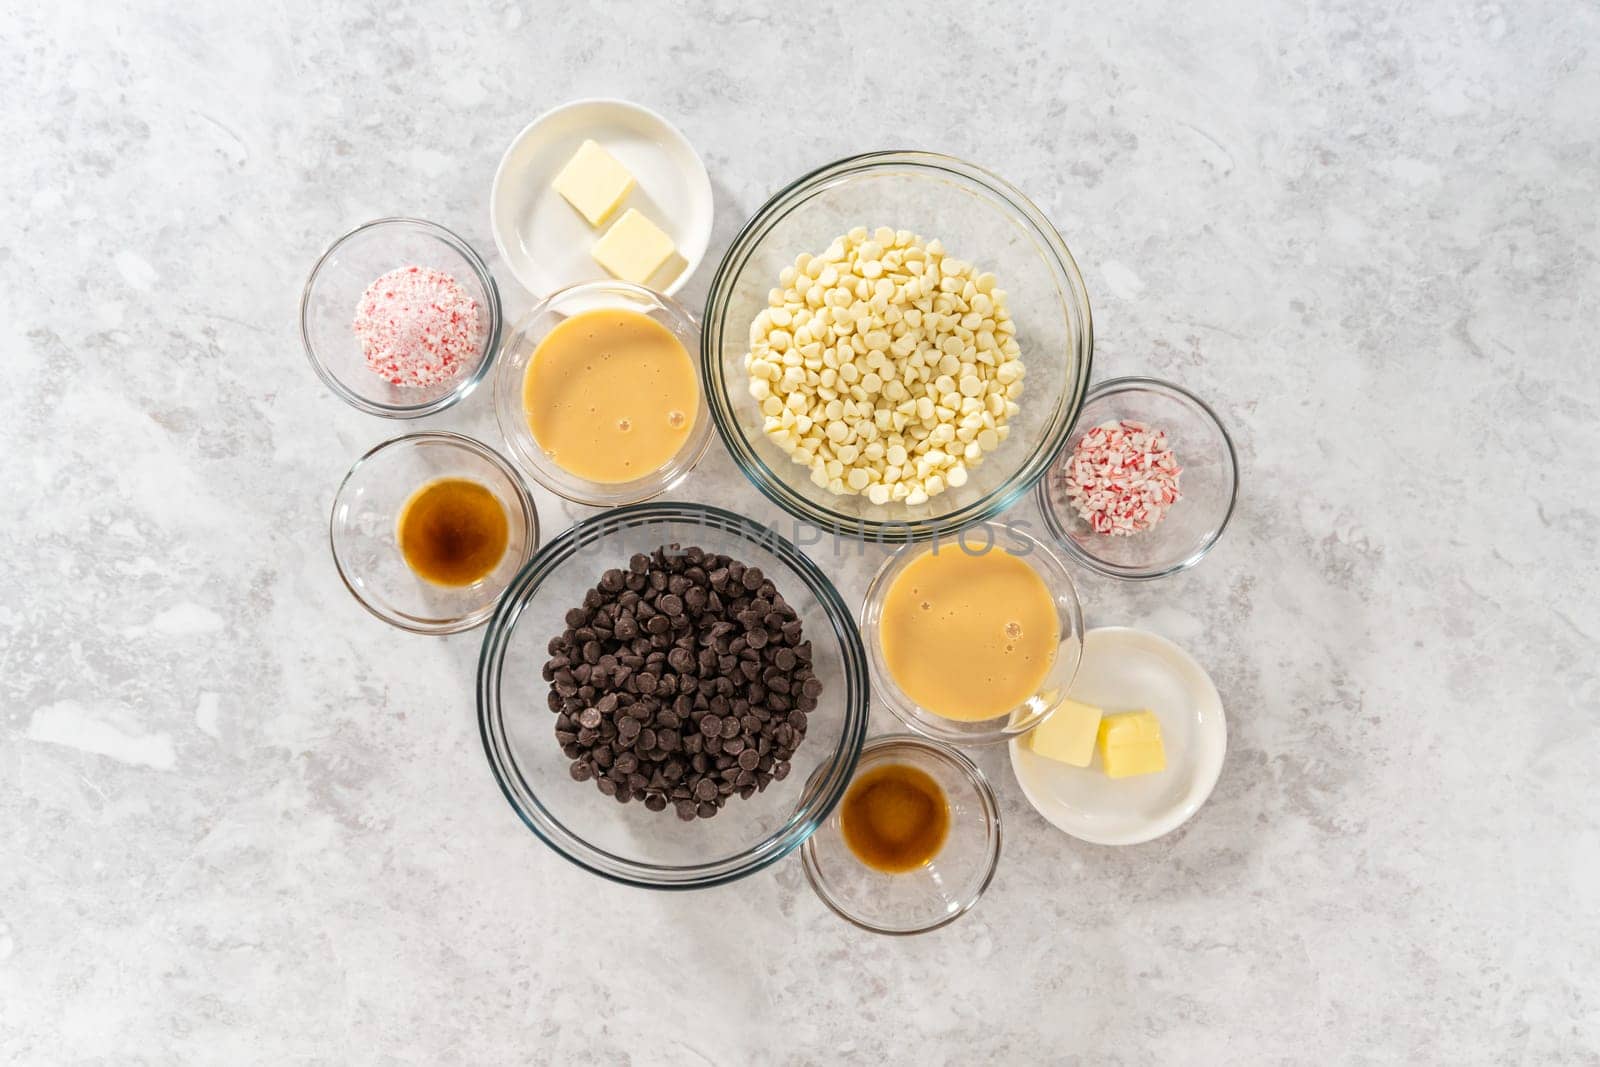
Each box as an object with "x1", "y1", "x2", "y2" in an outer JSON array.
[{"x1": 543, "y1": 545, "x2": 816, "y2": 817}]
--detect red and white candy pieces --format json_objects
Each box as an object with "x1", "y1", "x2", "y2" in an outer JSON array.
[{"x1": 1062, "y1": 419, "x2": 1182, "y2": 535}]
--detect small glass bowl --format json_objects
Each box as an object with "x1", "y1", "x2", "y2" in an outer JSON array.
[
  {"x1": 330, "y1": 432, "x2": 539, "y2": 634},
  {"x1": 1037, "y1": 376, "x2": 1239, "y2": 581},
  {"x1": 494, "y1": 280, "x2": 713, "y2": 507},
  {"x1": 701, "y1": 151, "x2": 1094, "y2": 542},
  {"x1": 861, "y1": 522, "x2": 1085, "y2": 746},
  {"x1": 800, "y1": 734, "x2": 1001, "y2": 936},
  {"x1": 477, "y1": 502, "x2": 870, "y2": 889},
  {"x1": 301, "y1": 218, "x2": 502, "y2": 418}
]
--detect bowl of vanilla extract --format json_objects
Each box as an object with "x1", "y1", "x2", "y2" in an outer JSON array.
[
  {"x1": 800, "y1": 733, "x2": 1002, "y2": 935},
  {"x1": 330, "y1": 431, "x2": 540, "y2": 634}
]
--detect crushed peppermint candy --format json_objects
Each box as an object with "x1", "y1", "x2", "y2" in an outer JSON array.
[
  {"x1": 353, "y1": 265, "x2": 483, "y2": 388},
  {"x1": 1062, "y1": 419, "x2": 1182, "y2": 535}
]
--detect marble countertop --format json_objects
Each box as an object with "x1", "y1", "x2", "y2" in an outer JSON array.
[{"x1": 4, "y1": 0, "x2": 1597, "y2": 1062}]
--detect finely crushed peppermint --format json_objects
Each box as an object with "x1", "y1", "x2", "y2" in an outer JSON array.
[
  {"x1": 353, "y1": 265, "x2": 483, "y2": 388},
  {"x1": 1063, "y1": 419, "x2": 1182, "y2": 535}
]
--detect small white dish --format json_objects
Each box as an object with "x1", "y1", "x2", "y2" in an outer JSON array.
[
  {"x1": 1008, "y1": 626, "x2": 1226, "y2": 845},
  {"x1": 490, "y1": 98, "x2": 713, "y2": 298}
]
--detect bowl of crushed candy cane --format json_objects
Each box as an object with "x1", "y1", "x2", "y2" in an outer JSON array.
[
  {"x1": 301, "y1": 217, "x2": 502, "y2": 418},
  {"x1": 1037, "y1": 376, "x2": 1238, "y2": 581}
]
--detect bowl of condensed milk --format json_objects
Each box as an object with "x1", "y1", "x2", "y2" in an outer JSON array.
[
  {"x1": 860, "y1": 521, "x2": 1085, "y2": 745},
  {"x1": 495, "y1": 280, "x2": 714, "y2": 506}
]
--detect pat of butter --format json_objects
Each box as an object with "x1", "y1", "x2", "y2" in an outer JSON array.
[
  {"x1": 591, "y1": 209, "x2": 676, "y2": 285},
  {"x1": 1026, "y1": 698, "x2": 1102, "y2": 767},
  {"x1": 1097, "y1": 710, "x2": 1166, "y2": 778},
  {"x1": 552, "y1": 140, "x2": 635, "y2": 227}
]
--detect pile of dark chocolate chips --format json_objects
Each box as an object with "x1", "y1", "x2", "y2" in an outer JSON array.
[{"x1": 542, "y1": 545, "x2": 821, "y2": 820}]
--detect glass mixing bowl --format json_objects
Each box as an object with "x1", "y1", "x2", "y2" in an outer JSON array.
[
  {"x1": 702, "y1": 151, "x2": 1093, "y2": 542},
  {"x1": 801, "y1": 734, "x2": 1002, "y2": 936},
  {"x1": 301, "y1": 217, "x2": 502, "y2": 418},
  {"x1": 860, "y1": 521, "x2": 1085, "y2": 746},
  {"x1": 1037, "y1": 376, "x2": 1239, "y2": 580},
  {"x1": 478, "y1": 502, "x2": 870, "y2": 889},
  {"x1": 494, "y1": 280, "x2": 713, "y2": 507},
  {"x1": 329, "y1": 432, "x2": 539, "y2": 634}
]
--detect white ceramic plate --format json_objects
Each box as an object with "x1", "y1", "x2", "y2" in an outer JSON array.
[
  {"x1": 1008, "y1": 626, "x2": 1226, "y2": 845},
  {"x1": 489, "y1": 98, "x2": 713, "y2": 298}
]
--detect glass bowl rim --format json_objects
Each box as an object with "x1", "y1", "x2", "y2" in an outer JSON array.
[
  {"x1": 492, "y1": 278, "x2": 714, "y2": 507},
  {"x1": 799, "y1": 732, "x2": 1003, "y2": 936},
  {"x1": 861, "y1": 519, "x2": 1086, "y2": 745},
  {"x1": 476, "y1": 500, "x2": 871, "y2": 890},
  {"x1": 301, "y1": 216, "x2": 504, "y2": 419},
  {"x1": 699, "y1": 149, "x2": 1094, "y2": 543},
  {"x1": 328, "y1": 430, "x2": 541, "y2": 635},
  {"x1": 1035, "y1": 375, "x2": 1240, "y2": 581}
]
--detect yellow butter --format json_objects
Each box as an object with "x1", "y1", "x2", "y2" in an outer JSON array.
[
  {"x1": 1096, "y1": 710, "x2": 1166, "y2": 778},
  {"x1": 591, "y1": 209, "x2": 676, "y2": 285},
  {"x1": 1026, "y1": 698, "x2": 1102, "y2": 767},
  {"x1": 552, "y1": 140, "x2": 635, "y2": 227}
]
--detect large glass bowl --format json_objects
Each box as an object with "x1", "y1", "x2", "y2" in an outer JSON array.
[
  {"x1": 702, "y1": 151, "x2": 1093, "y2": 542},
  {"x1": 478, "y1": 502, "x2": 870, "y2": 889}
]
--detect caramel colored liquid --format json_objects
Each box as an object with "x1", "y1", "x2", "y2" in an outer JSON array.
[
  {"x1": 396, "y1": 478, "x2": 509, "y2": 587},
  {"x1": 523, "y1": 308, "x2": 698, "y2": 483},
  {"x1": 879, "y1": 543, "x2": 1059, "y2": 721},
  {"x1": 840, "y1": 763, "x2": 950, "y2": 874}
]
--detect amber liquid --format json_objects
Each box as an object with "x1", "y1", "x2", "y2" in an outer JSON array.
[
  {"x1": 522, "y1": 308, "x2": 698, "y2": 484},
  {"x1": 396, "y1": 478, "x2": 509, "y2": 587},
  {"x1": 879, "y1": 543, "x2": 1059, "y2": 721},
  {"x1": 839, "y1": 763, "x2": 950, "y2": 874}
]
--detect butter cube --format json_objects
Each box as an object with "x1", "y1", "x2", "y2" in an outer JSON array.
[
  {"x1": 1026, "y1": 698, "x2": 1102, "y2": 768},
  {"x1": 552, "y1": 140, "x2": 635, "y2": 227},
  {"x1": 1096, "y1": 710, "x2": 1166, "y2": 778},
  {"x1": 591, "y1": 209, "x2": 676, "y2": 285}
]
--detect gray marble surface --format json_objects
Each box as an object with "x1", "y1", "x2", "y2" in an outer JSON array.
[{"x1": 4, "y1": 0, "x2": 1597, "y2": 1062}]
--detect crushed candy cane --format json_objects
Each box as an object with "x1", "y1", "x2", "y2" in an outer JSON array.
[
  {"x1": 1062, "y1": 419, "x2": 1182, "y2": 535},
  {"x1": 353, "y1": 265, "x2": 483, "y2": 388}
]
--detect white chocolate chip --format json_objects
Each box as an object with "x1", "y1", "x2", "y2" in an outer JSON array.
[{"x1": 742, "y1": 229, "x2": 1023, "y2": 504}]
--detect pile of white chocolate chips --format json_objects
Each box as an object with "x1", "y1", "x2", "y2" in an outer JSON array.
[{"x1": 743, "y1": 227, "x2": 1025, "y2": 505}]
